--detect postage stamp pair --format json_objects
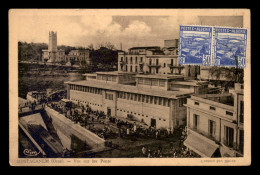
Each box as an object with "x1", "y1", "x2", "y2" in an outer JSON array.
[{"x1": 179, "y1": 25, "x2": 247, "y2": 68}]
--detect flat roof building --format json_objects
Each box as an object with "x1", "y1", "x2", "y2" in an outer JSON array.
[
  {"x1": 184, "y1": 83, "x2": 244, "y2": 157},
  {"x1": 65, "y1": 71, "x2": 215, "y2": 132}
]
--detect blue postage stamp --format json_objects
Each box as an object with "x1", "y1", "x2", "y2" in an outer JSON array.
[
  {"x1": 179, "y1": 25, "x2": 213, "y2": 66},
  {"x1": 214, "y1": 27, "x2": 247, "y2": 68}
]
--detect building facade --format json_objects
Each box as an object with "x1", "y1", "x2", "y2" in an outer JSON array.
[
  {"x1": 42, "y1": 31, "x2": 65, "y2": 63},
  {"x1": 118, "y1": 43, "x2": 199, "y2": 78},
  {"x1": 65, "y1": 71, "x2": 217, "y2": 132},
  {"x1": 66, "y1": 49, "x2": 91, "y2": 65},
  {"x1": 65, "y1": 73, "x2": 211, "y2": 131},
  {"x1": 184, "y1": 83, "x2": 244, "y2": 157}
]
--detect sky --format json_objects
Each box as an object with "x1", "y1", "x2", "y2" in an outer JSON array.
[{"x1": 16, "y1": 15, "x2": 243, "y2": 51}]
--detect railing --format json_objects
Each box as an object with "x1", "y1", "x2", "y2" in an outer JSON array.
[
  {"x1": 168, "y1": 64, "x2": 184, "y2": 68},
  {"x1": 147, "y1": 63, "x2": 161, "y2": 67}
]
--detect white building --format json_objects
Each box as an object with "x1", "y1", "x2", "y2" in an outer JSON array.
[{"x1": 184, "y1": 83, "x2": 244, "y2": 157}]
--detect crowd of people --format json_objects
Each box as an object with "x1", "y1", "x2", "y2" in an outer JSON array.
[
  {"x1": 139, "y1": 126, "x2": 200, "y2": 158},
  {"x1": 38, "y1": 99, "x2": 200, "y2": 158},
  {"x1": 19, "y1": 100, "x2": 45, "y2": 112}
]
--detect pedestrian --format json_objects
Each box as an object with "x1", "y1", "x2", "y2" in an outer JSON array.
[
  {"x1": 142, "y1": 146, "x2": 147, "y2": 156},
  {"x1": 155, "y1": 130, "x2": 158, "y2": 139},
  {"x1": 133, "y1": 123, "x2": 137, "y2": 132},
  {"x1": 148, "y1": 149, "x2": 152, "y2": 158}
]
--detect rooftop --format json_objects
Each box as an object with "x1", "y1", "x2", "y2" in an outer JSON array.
[
  {"x1": 135, "y1": 74, "x2": 184, "y2": 80},
  {"x1": 65, "y1": 80, "x2": 194, "y2": 99},
  {"x1": 83, "y1": 71, "x2": 137, "y2": 76},
  {"x1": 172, "y1": 80, "x2": 209, "y2": 86},
  {"x1": 193, "y1": 93, "x2": 234, "y2": 106},
  {"x1": 146, "y1": 55, "x2": 178, "y2": 58},
  {"x1": 129, "y1": 46, "x2": 160, "y2": 50}
]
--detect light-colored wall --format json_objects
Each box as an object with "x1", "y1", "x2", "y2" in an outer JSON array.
[
  {"x1": 116, "y1": 98, "x2": 171, "y2": 128},
  {"x1": 186, "y1": 93, "x2": 243, "y2": 157}
]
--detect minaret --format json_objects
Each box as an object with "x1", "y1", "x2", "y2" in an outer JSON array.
[
  {"x1": 48, "y1": 31, "x2": 57, "y2": 52},
  {"x1": 48, "y1": 31, "x2": 57, "y2": 62}
]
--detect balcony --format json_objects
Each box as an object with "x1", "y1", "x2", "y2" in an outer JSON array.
[
  {"x1": 168, "y1": 64, "x2": 184, "y2": 69},
  {"x1": 139, "y1": 61, "x2": 144, "y2": 65},
  {"x1": 147, "y1": 63, "x2": 161, "y2": 67}
]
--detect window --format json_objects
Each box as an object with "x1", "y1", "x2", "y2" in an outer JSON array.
[
  {"x1": 111, "y1": 76, "x2": 116, "y2": 82},
  {"x1": 146, "y1": 96, "x2": 149, "y2": 103},
  {"x1": 134, "y1": 94, "x2": 137, "y2": 101},
  {"x1": 105, "y1": 93, "x2": 113, "y2": 100},
  {"x1": 194, "y1": 101, "x2": 200, "y2": 105},
  {"x1": 209, "y1": 120, "x2": 216, "y2": 137},
  {"x1": 193, "y1": 114, "x2": 199, "y2": 129},
  {"x1": 130, "y1": 93, "x2": 133, "y2": 100},
  {"x1": 107, "y1": 76, "x2": 112, "y2": 81},
  {"x1": 159, "y1": 80, "x2": 165, "y2": 87},
  {"x1": 142, "y1": 95, "x2": 145, "y2": 102},
  {"x1": 135, "y1": 57, "x2": 137, "y2": 63},
  {"x1": 138, "y1": 94, "x2": 141, "y2": 102},
  {"x1": 150, "y1": 96, "x2": 153, "y2": 104},
  {"x1": 164, "y1": 63, "x2": 166, "y2": 67},
  {"x1": 144, "y1": 79, "x2": 151, "y2": 85},
  {"x1": 154, "y1": 97, "x2": 158, "y2": 104},
  {"x1": 226, "y1": 111, "x2": 233, "y2": 116},
  {"x1": 151, "y1": 79, "x2": 158, "y2": 86},
  {"x1": 163, "y1": 98, "x2": 167, "y2": 106},
  {"x1": 159, "y1": 98, "x2": 162, "y2": 105},
  {"x1": 224, "y1": 126, "x2": 234, "y2": 147},
  {"x1": 102, "y1": 75, "x2": 107, "y2": 81},
  {"x1": 138, "y1": 78, "x2": 143, "y2": 84},
  {"x1": 239, "y1": 130, "x2": 244, "y2": 154},
  {"x1": 140, "y1": 57, "x2": 143, "y2": 62},
  {"x1": 179, "y1": 98, "x2": 187, "y2": 107},
  {"x1": 209, "y1": 106, "x2": 216, "y2": 110},
  {"x1": 240, "y1": 101, "x2": 244, "y2": 123}
]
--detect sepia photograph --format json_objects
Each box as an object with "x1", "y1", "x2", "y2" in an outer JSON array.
[{"x1": 9, "y1": 9, "x2": 251, "y2": 166}]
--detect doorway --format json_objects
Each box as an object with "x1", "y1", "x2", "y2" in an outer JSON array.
[
  {"x1": 107, "y1": 107, "x2": 111, "y2": 116},
  {"x1": 151, "y1": 118, "x2": 156, "y2": 128}
]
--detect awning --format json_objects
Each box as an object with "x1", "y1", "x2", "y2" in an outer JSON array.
[{"x1": 184, "y1": 133, "x2": 219, "y2": 157}]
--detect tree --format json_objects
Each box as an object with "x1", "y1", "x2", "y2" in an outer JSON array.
[
  {"x1": 87, "y1": 43, "x2": 94, "y2": 50},
  {"x1": 96, "y1": 42, "x2": 116, "y2": 50}
]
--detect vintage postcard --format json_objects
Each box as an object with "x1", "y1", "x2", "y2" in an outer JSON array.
[{"x1": 9, "y1": 9, "x2": 251, "y2": 166}]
